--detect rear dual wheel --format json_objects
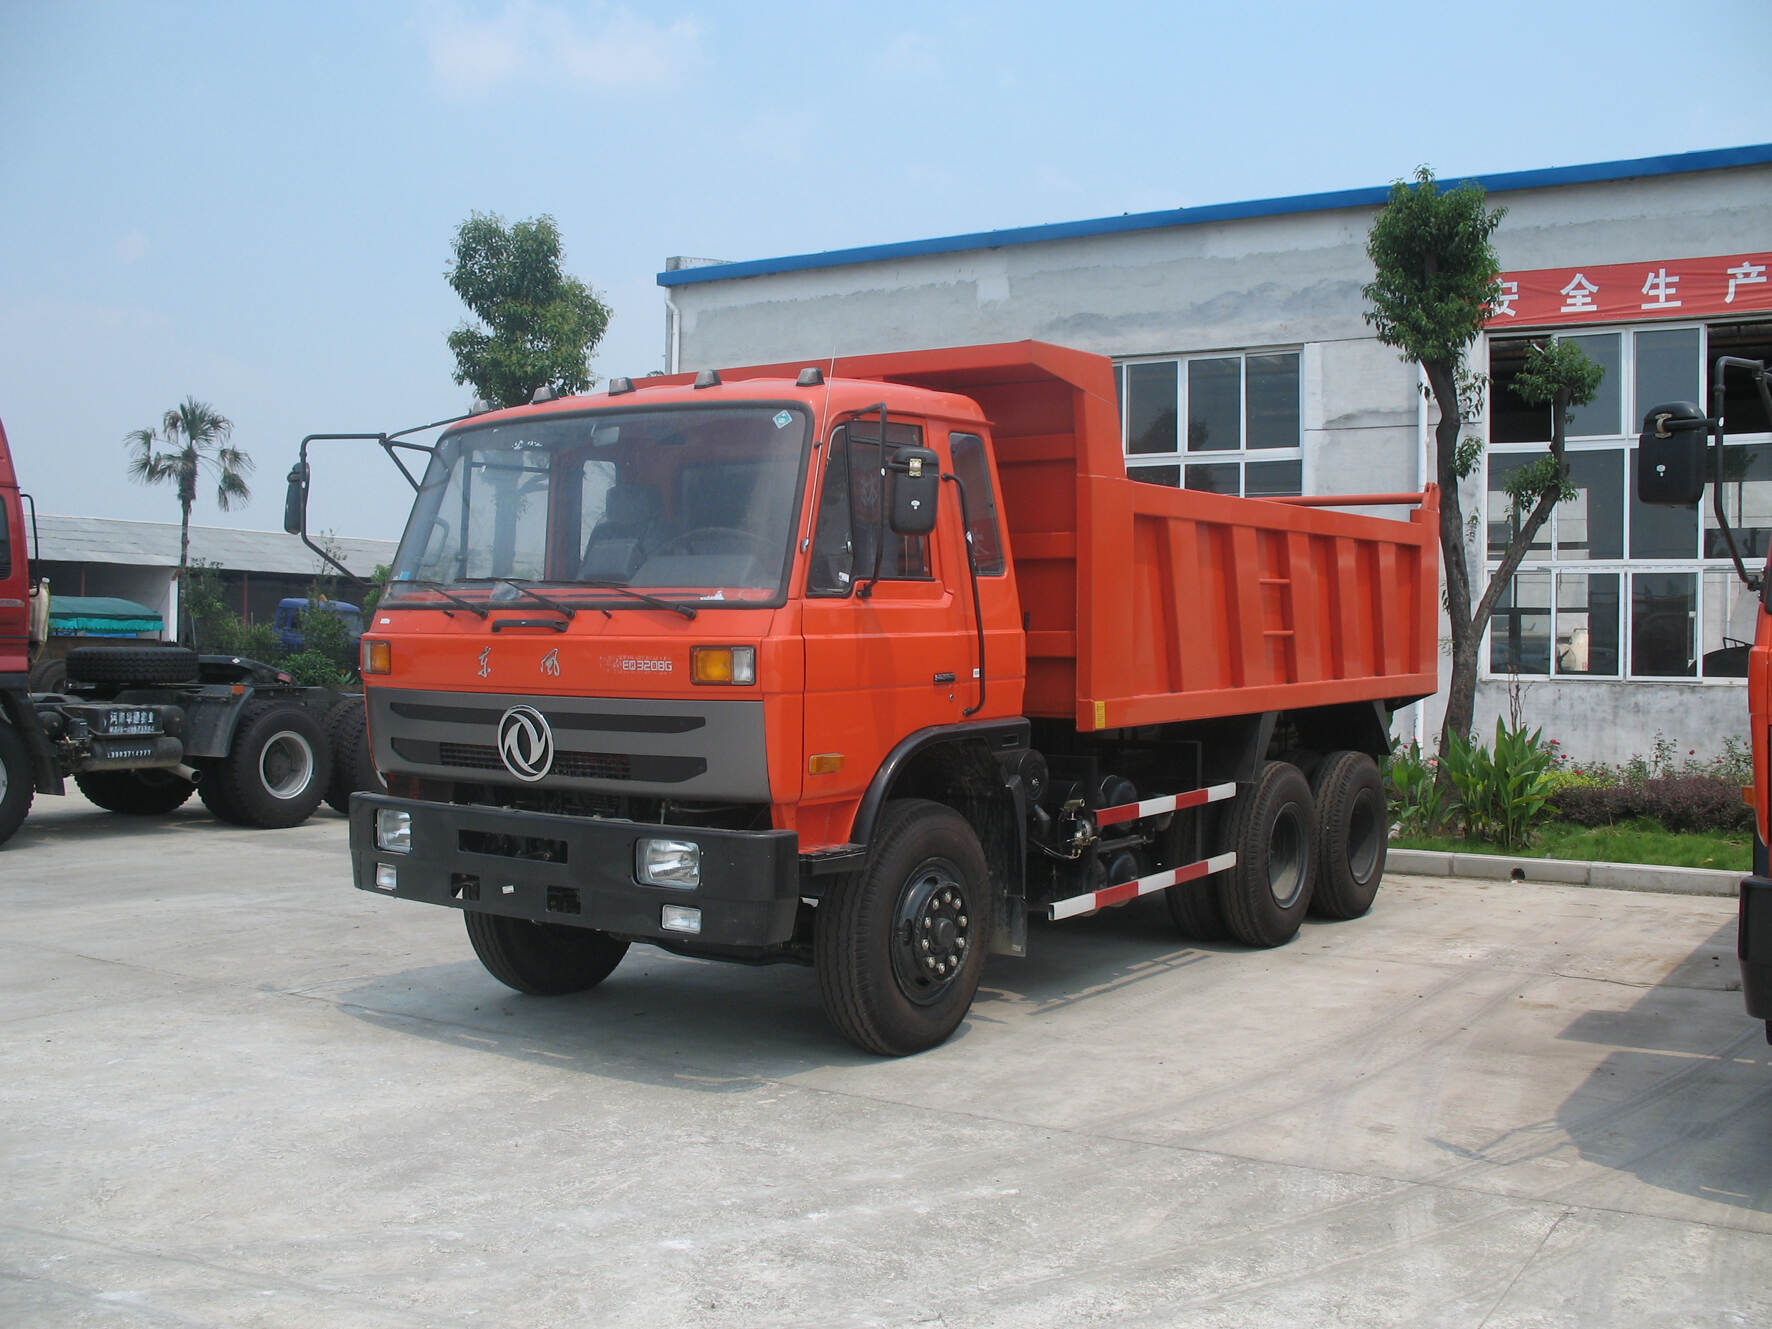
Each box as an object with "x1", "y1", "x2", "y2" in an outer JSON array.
[
  {"x1": 1218, "y1": 761, "x2": 1316, "y2": 948},
  {"x1": 199, "y1": 701, "x2": 329, "y2": 829}
]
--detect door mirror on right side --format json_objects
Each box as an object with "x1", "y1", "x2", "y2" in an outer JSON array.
[
  {"x1": 1636, "y1": 401, "x2": 1708, "y2": 508},
  {"x1": 888, "y1": 446, "x2": 940, "y2": 536},
  {"x1": 284, "y1": 462, "x2": 310, "y2": 535}
]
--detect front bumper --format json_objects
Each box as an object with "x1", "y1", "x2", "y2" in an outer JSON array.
[
  {"x1": 1741, "y1": 873, "x2": 1772, "y2": 1023},
  {"x1": 349, "y1": 793, "x2": 800, "y2": 948}
]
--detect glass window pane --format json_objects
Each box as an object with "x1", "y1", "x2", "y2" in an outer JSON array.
[
  {"x1": 1114, "y1": 363, "x2": 1125, "y2": 427},
  {"x1": 1702, "y1": 569, "x2": 1756, "y2": 677},
  {"x1": 1631, "y1": 572, "x2": 1696, "y2": 677},
  {"x1": 1706, "y1": 442, "x2": 1772, "y2": 561},
  {"x1": 1187, "y1": 358, "x2": 1241, "y2": 452},
  {"x1": 1490, "y1": 571, "x2": 1551, "y2": 675},
  {"x1": 1629, "y1": 448, "x2": 1700, "y2": 558},
  {"x1": 1553, "y1": 572, "x2": 1620, "y2": 676},
  {"x1": 1130, "y1": 464, "x2": 1180, "y2": 487},
  {"x1": 948, "y1": 433, "x2": 1005, "y2": 575},
  {"x1": 1559, "y1": 449, "x2": 1623, "y2": 560},
  {"x1": 1246, "y1": 352, "x2": 1300, "y2": 449},
  {"x1": 1487, "y1": 452, "x2": 1551, "y2": 559},
  {"x1": 1126, "y1": 362, "x2": 1177, "y2": 455},
  {"x1": 1184, "y1": 463, "x2": 1238, "y2": 495},
  {"x1": 1711, "y1": 321, "x2": 1772, "y2": 435},
  {"x1": 1565, "y1": 333, "x2": 1622, "y2": 437},
  {"x1": 1245, "y1": 460, "x2": 1302, "y2": 496},
  {"x1": 1634, "y1": 327, "x2": 1701, "y2": 427},
  {"x1": 1489, "y1": 337, "x2": 1552, "y2": 444}
]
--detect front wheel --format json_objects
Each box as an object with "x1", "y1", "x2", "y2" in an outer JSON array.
[
  {"x1": 464, "y1": 912, "x2": 629, "y2": 995},
  {"x1": 206, "y1": 701, "x2": 329, "y2": 828},
  {"x1": 0, "y1": 723, "x2": 34, "y2": 846},
  {"x1": 815, "y1": 799, "x2": 993, "y2": 1056}
]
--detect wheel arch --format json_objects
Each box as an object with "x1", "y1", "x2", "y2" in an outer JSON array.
[{"x1": 850, "y1": 720, "x2": 1029, "y2": 944}]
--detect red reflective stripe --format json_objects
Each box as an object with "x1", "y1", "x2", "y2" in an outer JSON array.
[
  {"x1": 1094, "y1": 782, "x2": 1235, "y2": 827},
  {"x1": 1046, "y1": 851, "x2": 1236, "y2": 920}
]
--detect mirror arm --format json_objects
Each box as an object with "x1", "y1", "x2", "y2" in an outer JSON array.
[
  {"x1": 942, "y1": 472, "x2": 988, "y2": 717},
  {"x1": 856, "y1": 401, "x2": 891, "y2": 600}
]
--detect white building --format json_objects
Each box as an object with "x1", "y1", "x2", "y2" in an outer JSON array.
[{"x1": 657, "y1": 145, "x2": 1772, "y2": 766}]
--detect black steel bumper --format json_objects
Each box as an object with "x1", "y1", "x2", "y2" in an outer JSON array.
[
  {"x1": 349, "y1": 794, "x2": 801, "y2": 948},
  {"x1": 1741, "y1": 873, "x2": 1772, "y2": 1024}
]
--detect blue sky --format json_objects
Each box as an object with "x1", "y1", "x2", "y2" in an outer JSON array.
[{"x1": 2, "y1": 0, "x2": 1768, "y2": 543}]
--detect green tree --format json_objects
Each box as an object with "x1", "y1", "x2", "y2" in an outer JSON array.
[
  {"x1": 124, "y1": 397, "x2": 253, "y2": 572},
  {"x1": 446, "y1": 212, "x2": 612, "y2": 409},
  {"x1": 1363, "y1": 167, "x2": 1601, "y2": 764}
]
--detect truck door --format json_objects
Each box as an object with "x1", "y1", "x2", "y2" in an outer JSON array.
[{"x1": 801, "y1": 419, "x2": 970, "y2": 824}]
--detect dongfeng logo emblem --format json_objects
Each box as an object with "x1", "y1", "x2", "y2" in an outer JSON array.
[{"x1": 497, "y1": 705, "x2": 555, "y2": 782}]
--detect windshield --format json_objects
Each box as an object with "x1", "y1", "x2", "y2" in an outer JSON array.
[{"x1": 386, "y1": 403, "x2": 811, "y2": 605}]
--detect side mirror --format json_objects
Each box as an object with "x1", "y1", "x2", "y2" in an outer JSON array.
[
  {"x1": 284, "y1": 462, "x2": 309, "y2": 535},
  {"x1": 888, "y1": 447, "x2": 940, "y2": 535},
  {"x1": 1636, "y1": 401, "x2": 1708, "y2": 508}
]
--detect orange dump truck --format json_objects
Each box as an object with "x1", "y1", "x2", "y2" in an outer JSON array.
[{"x1": 302, "y1": 341, "x2": 1440, "y2": 1053}]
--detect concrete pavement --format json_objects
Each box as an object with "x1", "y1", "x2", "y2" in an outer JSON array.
[{"x1": 2, "y1": 789, "x2": 1768, "y2": 1327}]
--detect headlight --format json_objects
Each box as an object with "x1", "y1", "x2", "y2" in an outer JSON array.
[
  {"x1": 691, "y1": 646, "x2": 755, "y2": 685},
  {"x1": 637, "y1": 837, "x2": 700, "y2": 887},
  {"x1": 376, "y1": 808, "x2": 412, "y2": 853}
]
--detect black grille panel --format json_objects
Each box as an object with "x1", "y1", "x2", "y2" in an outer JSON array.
[{"x1": 394, "y1": 737, "x2": 704, "y2": 785}]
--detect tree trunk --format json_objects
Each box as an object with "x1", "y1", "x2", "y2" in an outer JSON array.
[{"x1": 1426, "y1": 360, "x2": 1477, "y2": 757}]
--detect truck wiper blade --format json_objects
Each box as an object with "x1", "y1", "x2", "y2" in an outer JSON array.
[
  {"x1": 492, "y1": 579, "x2": 576, "y2": 620},
  {"x1": 383, "y1": 578, "x2": 490, "y2": 618},
  {"x1": 579, "y1": 579, "x2": 698, "y2": 619}
]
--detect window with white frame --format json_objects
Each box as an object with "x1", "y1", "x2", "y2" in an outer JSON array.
[
  {"x1": 1113, "y1": 350, "x2": 1303, "y2": 495},
  {"x1": 1485, "y1": 320, "x2": 1772, "y2": 681}
]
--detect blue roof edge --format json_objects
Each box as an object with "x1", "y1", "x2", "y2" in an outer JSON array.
[{"x1": 657, "y1": 144, "x2": 1772, "y2": 289}]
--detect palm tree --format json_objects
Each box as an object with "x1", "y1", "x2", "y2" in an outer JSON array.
[{"x1": 124, "y1": 397, "x2": 253, "y2": 571}]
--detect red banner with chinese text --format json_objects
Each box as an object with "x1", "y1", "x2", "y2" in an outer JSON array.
[{"x1": 1486, "y1": 252, "x2": 1772, "y2": 329}]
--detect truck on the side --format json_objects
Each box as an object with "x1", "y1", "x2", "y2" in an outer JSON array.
[
  {"x1": 1637, "y1": 358, "x2": 1772, "y2": 1042},
  {"x1": 0, "y1": 419, "x2": 337, "y2": 843},
  {"x1": 296, "y1": 341, "x2": 1440, "y2": 1054}
]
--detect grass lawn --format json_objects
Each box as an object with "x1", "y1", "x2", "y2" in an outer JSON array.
[{"x1": 1391, "y1": 818, "x2": 1751, "y2": 872}]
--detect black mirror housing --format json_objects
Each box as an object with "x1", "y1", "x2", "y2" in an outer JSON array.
[
  {"x1": 284, "y1": 462, "x2": 309, "y2": 535},
  {"x1": 888, "y1": 447, "x2": 940, "y2": 535},
  {"x1": 1636, "y1": 401, "x2": 1708, "y2": 508}
]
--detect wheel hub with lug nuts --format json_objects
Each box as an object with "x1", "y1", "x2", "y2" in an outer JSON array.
[{"x1": 892, "y1": 862, "x2": 971, "y2": 1006}]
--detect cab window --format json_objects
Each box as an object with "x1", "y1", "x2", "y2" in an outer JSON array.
[{"x1": 808, "y1": 421, "x2": 930, "y2": 595}]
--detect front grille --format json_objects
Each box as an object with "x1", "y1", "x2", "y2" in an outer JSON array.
[{"x1": 399, "y1": 738, "x2": 702, "y2": 785}]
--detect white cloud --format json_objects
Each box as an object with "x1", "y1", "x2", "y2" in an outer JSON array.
[{"x1": 420, "y1": 1, "x2": 704, "y2": 96}]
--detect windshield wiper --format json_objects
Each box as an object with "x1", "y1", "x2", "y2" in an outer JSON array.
[
  {"x1": 580, "y1": 579, "x2": 698, "y2": 619},
  {"x1": 383, "y1": 578, "x2": 489, "y2": 618},
  {"x1": 491, "y1": 579, "x2": 576, "y2": 620}
]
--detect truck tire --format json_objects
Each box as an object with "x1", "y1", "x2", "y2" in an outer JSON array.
[
  {"x1": 1308, "y1": 750, "x2": 1386, "y2": 920},
  {"x1": 815, "y1": 799, "x2": 994, "y2": 1056},
  {"x1": 1217, "y1": 761, "x2": 1316, "y2": 948},
  {"x1": 65, "y1": 647, "x2": 200, "y2": 687},
  {"x1": 464, "y1": 912, "x2": 629, "y2": 995},
  {"x1": 74, "y1": 769, "x2": 197, "y2": 815},
  {"x1": 1164, "y1": 805, "x2": 1232, "y2": 941},
  {"x1": 323, "y1": 697, "x2": 381, "y2": 814},
  {"x1": 0, "y1": 723, "x2": 33, "y2": 845},
  {"x1": 204, "y1": 701, "x2": 328, "y2": 828},
  {"x1": 28, "y1": 656, "x2": 66, "y2": 692}
]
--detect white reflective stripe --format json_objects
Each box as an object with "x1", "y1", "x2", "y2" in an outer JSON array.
[
  {"x1": 1094, "y1": 782, "x2": 1237, "y2": 827},
  {"x1": 1046, "y1": 851, "x2": 1238, "y2": 920}
]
